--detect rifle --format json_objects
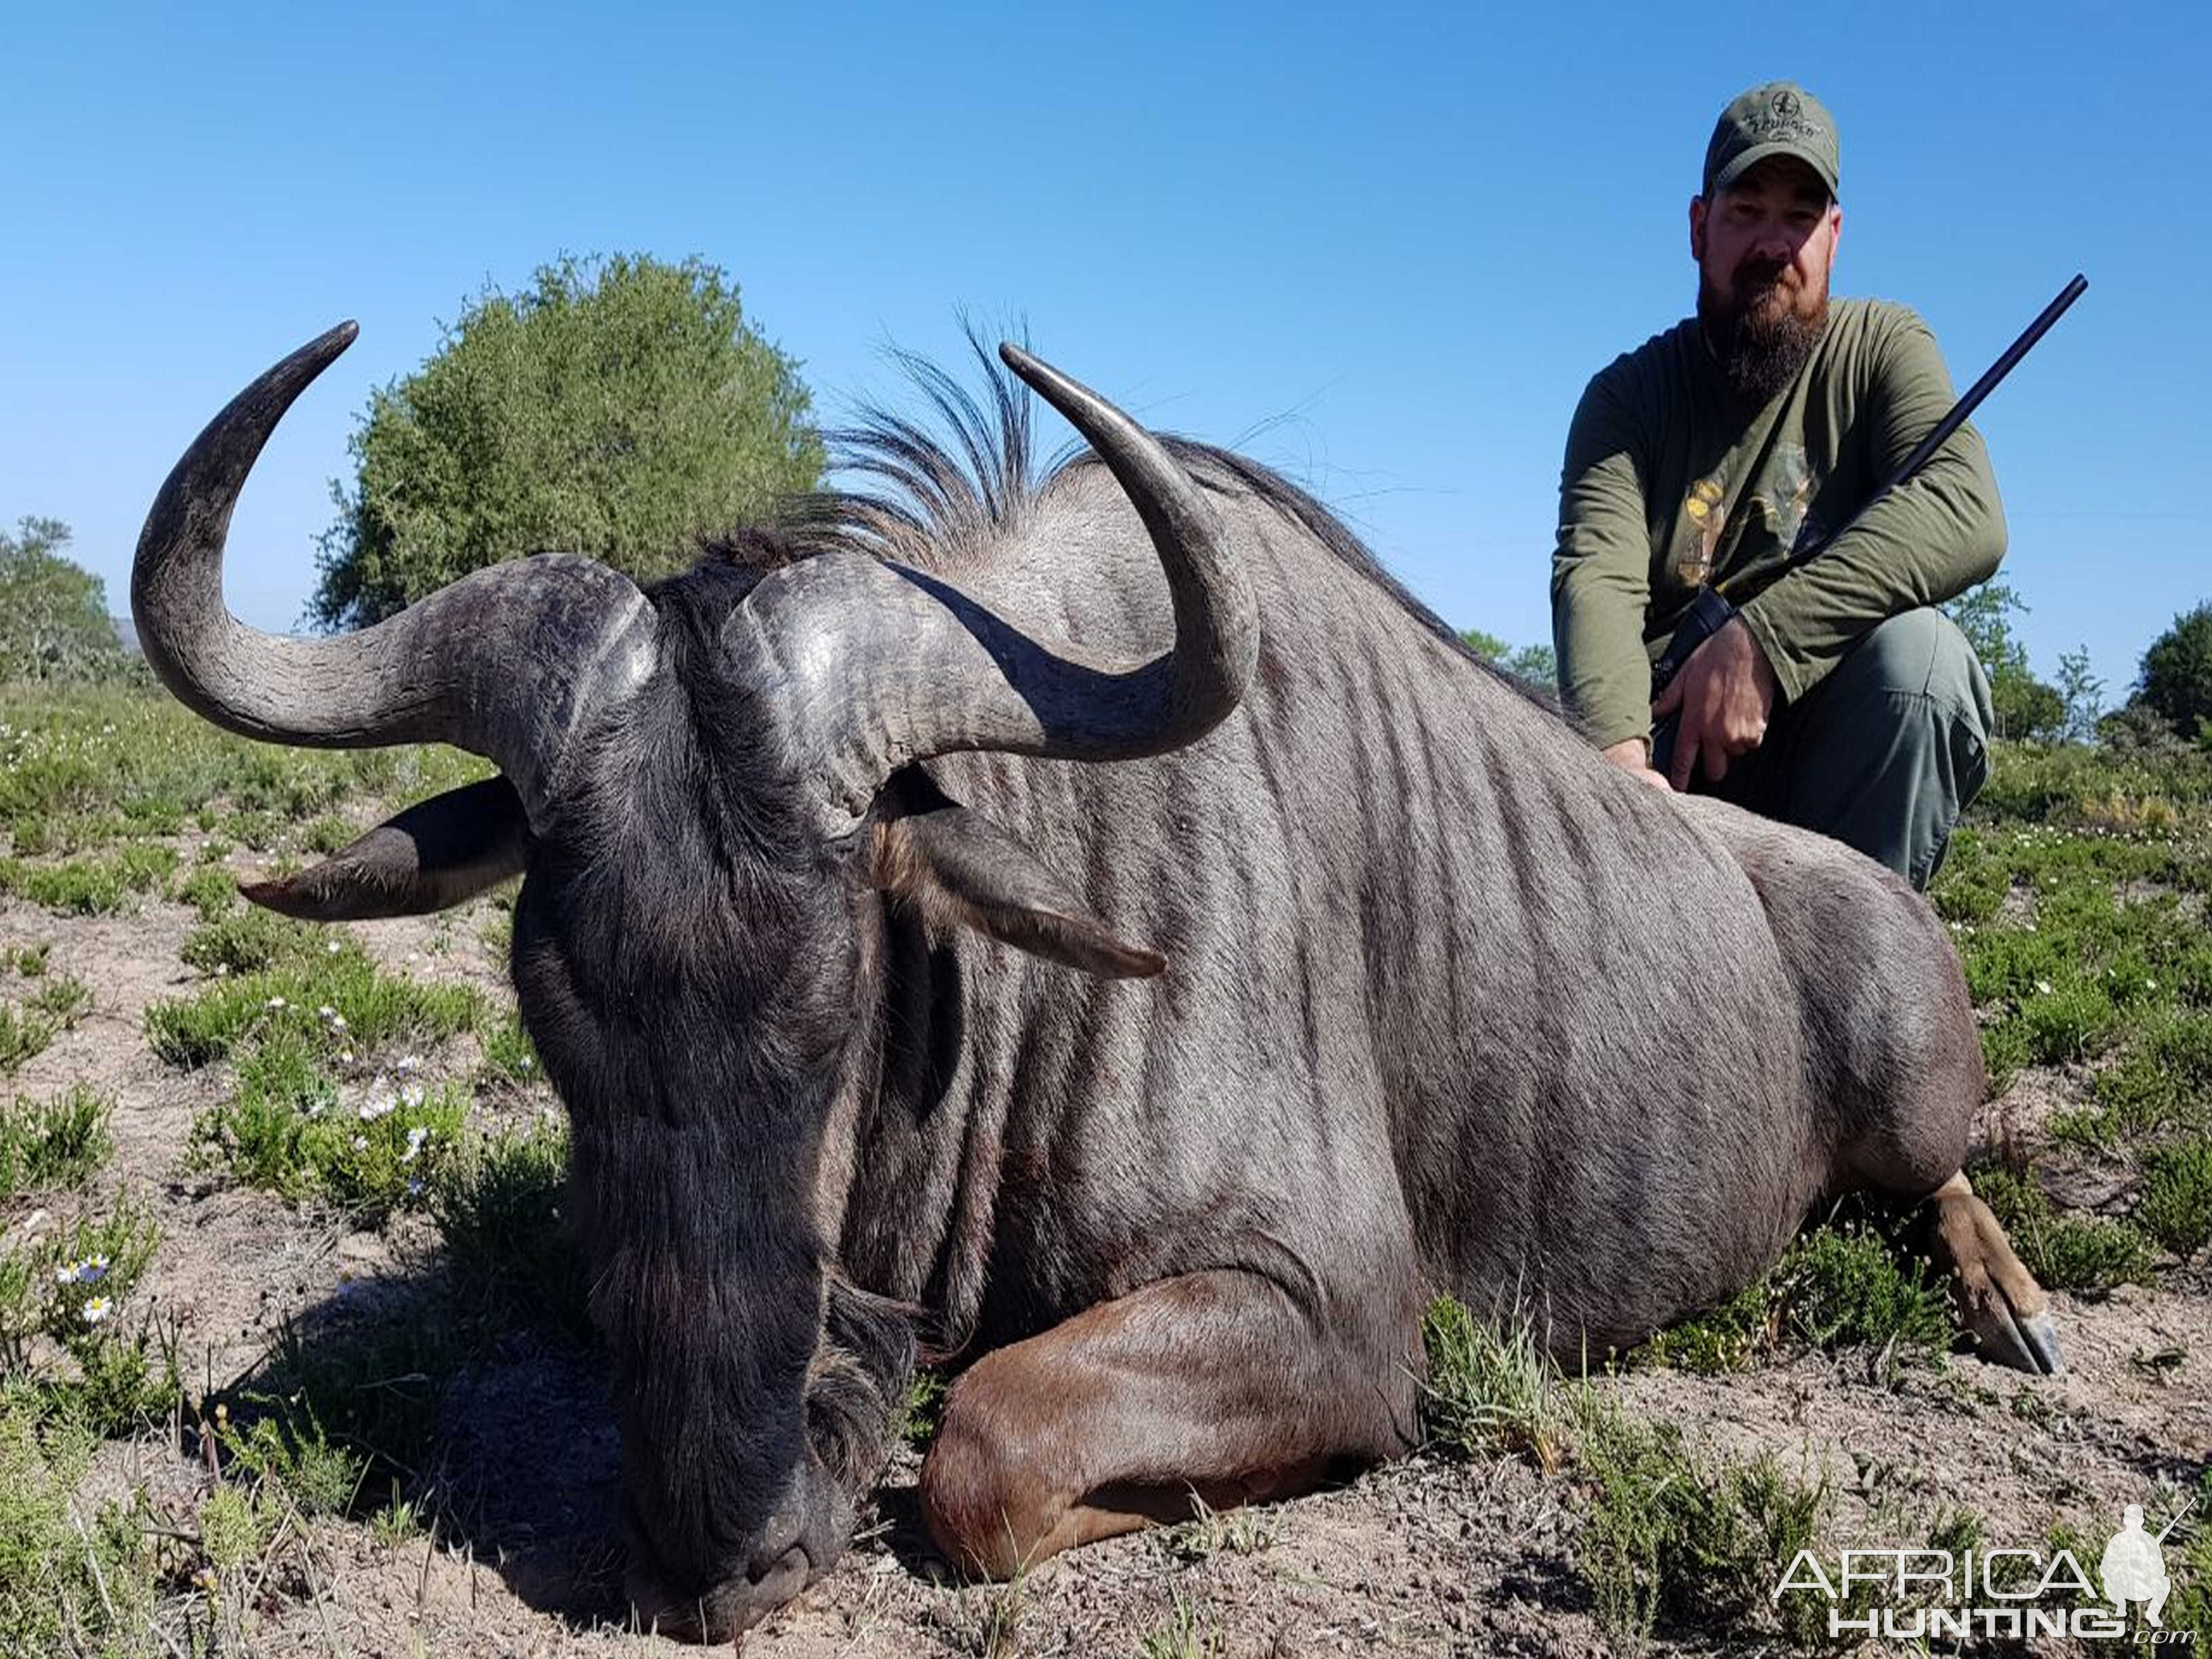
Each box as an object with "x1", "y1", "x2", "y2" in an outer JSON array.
[{"x1": 1648, "y1": 274, "x2": 2089, "y2": 733}]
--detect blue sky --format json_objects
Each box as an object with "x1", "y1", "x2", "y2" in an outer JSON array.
[{"x1": 3, "y1": 2, "x2": 2203, "y2": 701}]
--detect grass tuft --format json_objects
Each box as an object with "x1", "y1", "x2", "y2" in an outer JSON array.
[
  {"x1": 432, "y1": 1114, "x2": 588, "y2": 1334},
  {"x1": 1574, "y1": 1397, "x2": 1827, "y2": 1653},
  {"x1": 1418, "y1": 1297, "x2": 1568, "y2": 1469},
  {"x1": 0, "y1": 1084, "x2": 114, "y2": 1198},
  {"x1": 2138, "y1": 1136, "x2": 2212, "y2": 1258}
]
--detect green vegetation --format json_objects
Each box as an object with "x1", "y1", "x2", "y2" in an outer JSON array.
[
  {"x1": 0, "y1": 1193, "x2": 173, "y2": 1438},
  {"x1": 312, "y1": 252, "x2": 823, "y2": 628},
  {"x1": 2135, "y1": 600, "x2": 2212, "y2": 741},
  {"x1": 193, "y1": 1054, "x2": 467, "y2": 1223},
  {"x1": 2138, "y1": 1135, "x2": 2212, "y2": 1257},
  {"x1": 1136, "y1": 1589, "x2": 1224, "y2": 1659},
  {"x1": 0, "y1": 684, "x2": 489, "y2": 860},
  {"x1": 1774, "y1": 1225, "x2": 1951, "y2": 1356},
  {"x1": 895, "y1": 1368, "x2": 947, "y2": 1451},
  {"x1": 1418, "y1": 1296, "x2": 1568, "y2": 1467},
  {"x1": 1574, "y1": 1399, "x2": 1828, "y2": 1651},
  {"x1": 475, "y1": 1006, "x2": 542, "y2": 1087},
  {"x1": 0, "y1": 1401, "x2": 159, "y2": 1654},
  {"x1": 0, "y1": 518, "x2": 133, "y2": 686},
  {"x1": 1458, "y1": 628, "x2": 1557, "y2": 691},
  {"x1": 0, "y1": 844, "x2": 177, "y2": 915},
  {"x1": 0, "y1": 1084, "x2": 113, "y2": 1198},
  {"x1": 432, "y1": 1114, "x2": 587, "y2": 1334},
  {"x1": 1971, "y1": 1164, "x2": 2157, "y2": 1293},
  {"x1": 1628, "y1": 1218, "x2": 1952, "y2": 1377},
  {"x1": 1945, "y1": 581, "x2": 2073, "y2": 741},
  {"x1": 146, "y1": 940, "x2": 480, "y2": 1069}
]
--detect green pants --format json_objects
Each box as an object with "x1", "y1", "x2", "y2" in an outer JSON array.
[{"x1": 1656, "y1": 608, "x2": 1994, "y2": 891}]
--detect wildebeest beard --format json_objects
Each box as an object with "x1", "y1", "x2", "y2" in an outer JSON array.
[{"x1": 1698, "y1": 261, "x2": 1829, "y2": 405}]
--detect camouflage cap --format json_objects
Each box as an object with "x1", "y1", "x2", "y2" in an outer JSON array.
[{"x1": 1702, "y1": 81, "x2": 1840, "y2": 201}]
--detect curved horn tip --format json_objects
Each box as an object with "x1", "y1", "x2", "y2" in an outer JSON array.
[
  {"x1": 302, "y1": 319, "x2": 361, "y2": 369},
  {"x1": 997, "y1": 341, "x2": 1067, "y2": 399},
  {"x1": 996, "y1": 343, "x2": 1111, "y2": 430}
]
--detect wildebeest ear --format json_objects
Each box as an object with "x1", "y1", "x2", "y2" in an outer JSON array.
[
  {"x1": 869, "y1": 773, "x2": 1164, "y2": 979},
  {"x1": 241, "y1": 777, "x2": 529, "y2": 922}
]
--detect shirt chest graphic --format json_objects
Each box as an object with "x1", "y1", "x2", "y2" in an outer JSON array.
[{"x1": 1671, "y1": 443, "x2": 1824, "y2": 590}]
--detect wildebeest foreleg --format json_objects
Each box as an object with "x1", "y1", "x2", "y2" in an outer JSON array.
[
  {"x1": 1927, "y1": 1170, "x2": 2065, "y2": 1375},
  {"x1": 918, "y1": 1270, "x2": 1410, "y2": 1579}
]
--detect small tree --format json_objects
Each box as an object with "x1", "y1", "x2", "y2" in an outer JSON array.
[
  {"x1": 0, "y1": 518, "x2": 129, "y2": 683},
  {"x1": 2055, "y1": 645, "x2": 2104, "y2": 745},
  {"x1": 1943, "y1": 581, "x2": 2064, "y2": 741},
  {"x1": 1459, "y1": 628, "x2": 1557, "y2": 691},
  {"x1": 2134, "y1": 601, "x2": 2212, "y2": 742},
  {"x1": 314, "y1": 254, "x2": 824, "y2": 630}
]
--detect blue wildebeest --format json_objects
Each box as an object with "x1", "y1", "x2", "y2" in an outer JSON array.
[{"x1": 134, "y1": 325, "x2": 2060, "y2": 1643}]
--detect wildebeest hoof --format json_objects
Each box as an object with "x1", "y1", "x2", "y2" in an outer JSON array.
[
  {"x1": 1973, "y1": 1304, "x2": 2066, "y2": 1377},
  {"x1": 1931, "y1": 1179, "x2": 2065, "y2": 1378}
]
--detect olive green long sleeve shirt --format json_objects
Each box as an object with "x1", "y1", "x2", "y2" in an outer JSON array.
[{"x1": 1551, "y1": 298, "x2": 2007, "y2": 752}]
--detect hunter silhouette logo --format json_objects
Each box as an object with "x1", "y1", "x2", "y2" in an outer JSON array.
[
  {"x1": 2102, "y1": 1499, "x2": 2194, "y2": 1627},
  {"x1": 1774, "y1": 1496, "x2": 2200, "y2": 1643}
]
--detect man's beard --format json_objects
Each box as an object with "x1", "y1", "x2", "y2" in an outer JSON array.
[{"x1": 1698, "y1": 262, "x2": 1828, "y2": 404}]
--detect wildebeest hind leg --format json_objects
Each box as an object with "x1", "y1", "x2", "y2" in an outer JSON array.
[
  {"x1": 918, "y1": 1270, "x2": 1409, "y2": 1580},
  {"x1": 1927, "y1": 1170, "x2": 2065, "y2": 1376}
]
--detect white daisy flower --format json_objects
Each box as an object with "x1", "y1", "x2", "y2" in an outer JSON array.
[{"x1": 81, "y1": 1296, "x2": 112, "y2": 1326}]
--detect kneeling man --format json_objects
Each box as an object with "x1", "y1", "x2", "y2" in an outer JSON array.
[{"x1": 1552, "y1": 80, "x2": 2003, "y2": 890}]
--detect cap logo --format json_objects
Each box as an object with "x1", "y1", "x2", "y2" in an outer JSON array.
[{"x1": 1743, "y1": 87, "x2": 1822, "y2": 144}]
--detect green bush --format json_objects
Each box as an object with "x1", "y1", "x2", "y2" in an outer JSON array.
[
  {"x1": 2135, "y1": 601, "x2": 2212, "y2": 741},
  {"x1": 195, "y1": 1061, "x2": 467, "y2": 1224},
  {"x1": 2138, "y1": 1136, "x2": 2212, "y2": 1258},
  {"x1": 0, "y1": 1401, "x2": 157, "y2": 1652},
  {"x1": 1774, "y1": 1227, "x2": 1951, "y2": 1357},
  {"x1": 434, "y1": 1115, "x2": 588, "y2": 1334},
  {"x1": 1574, "y1": 1399, "x2": 1826, "y2": 1650},
  {"x1": 175, "y1": 863, "x2": 241, "y2": 921},
  {"x1": 313, "y1": 253, "x2": 822, "y2": 628},
  {"x1": 0, "y1": 519, "x2": 132, "y2": 685},
  {"x1": 0, "y1": 1084, "x2": 113, "y2": 1197}
]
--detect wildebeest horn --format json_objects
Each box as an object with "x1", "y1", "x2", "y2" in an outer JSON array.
[
  {"x1": 726, "y1": 344, "x2": 1258, "y2": 832},
  {"x1": 131, "y1": 323, "x2": 655, "y2": 826}
]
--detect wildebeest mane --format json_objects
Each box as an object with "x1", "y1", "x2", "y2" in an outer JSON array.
[{"x1": 737, "y1": 333, "x2": 1554, "y2": 709}]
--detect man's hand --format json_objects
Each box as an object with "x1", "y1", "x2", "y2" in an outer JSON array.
[
  {"x1": 1650, "y1": 615, "x2": 1778, "y2": 792},
  {"x1": 1599, "y1": 737, "x2": 1673, "y2": 791}
]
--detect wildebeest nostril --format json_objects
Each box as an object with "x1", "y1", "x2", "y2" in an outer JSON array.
[{"x1": 747, "y1": 1543, "x2": 810, "y2": 1606}]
